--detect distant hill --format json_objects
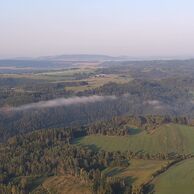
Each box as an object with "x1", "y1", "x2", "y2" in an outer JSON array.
[
  {"x1": 0, "y1": 59, "x2": 72, "y2": 73},
  {"x1": 39, "y1": 54, "x2": 125, "y2": 61},
  {"x1": 0, "y1": 54, "x2": 126, "y2": 73}
]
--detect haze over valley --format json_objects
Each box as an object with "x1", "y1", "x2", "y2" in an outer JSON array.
[{"x1": 1, "y1": 1, "x2": 194, "y2": 194}]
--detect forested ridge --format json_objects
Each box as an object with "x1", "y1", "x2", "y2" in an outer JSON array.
[{"x1": 1, "y1": 78, "x2": 194, "y2": 142}]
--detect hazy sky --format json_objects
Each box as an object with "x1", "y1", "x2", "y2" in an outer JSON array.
[{"x1": 1, "y1": 0, "x2": 194, "y2": 58}]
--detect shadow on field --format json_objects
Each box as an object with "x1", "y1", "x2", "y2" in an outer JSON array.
[
  {"x1": 106, "y1": 167, "x2": 126, "y2": 176},
  {"x1": 128, "y1": 127, "x2": 142, "y2": 135},
  {"x1": 143, "y1": 183, "x2": 155, "y2": 194},
  {"x1": 106, "y1": 168, "x2": 137, "y2": 185},
  {"x1": 125, "y1": 176, "x2": 137, "y2": 185}
]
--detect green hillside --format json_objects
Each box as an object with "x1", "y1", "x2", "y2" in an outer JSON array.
[
  {"x1": 75, "y1": 124, "x2": 194, "y2": 154},
  {"x1": 152, "y1": 158, "x2": 194, "y2": 194},
  {"x1": 103, "y1": 159, "x2": 168, "y2": 186}
]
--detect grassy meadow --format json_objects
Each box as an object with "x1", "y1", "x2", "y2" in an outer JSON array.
[
  {"x1": 0, "y1": 65, "x2": 132, "y2": 92},
  {"x1": 103, "y1": 159, "x2": 168, "y2": 186},
  {"x1": 75, "y1": 124, "x2": 194, "y2": 154},
  {"x1": 152, "y1": 158, "x2": 194, "y2": 194}
]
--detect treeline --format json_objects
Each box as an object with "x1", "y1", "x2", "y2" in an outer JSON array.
[{"x1": 86, "y1": 115, "x2": 189, "y2": 136}]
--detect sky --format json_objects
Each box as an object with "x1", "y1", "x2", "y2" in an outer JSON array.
[{"x1": 1, "y1": 0, "x2": 194, "y2": 58}]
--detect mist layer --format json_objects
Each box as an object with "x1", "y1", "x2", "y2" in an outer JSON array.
[{"x1": 0, "y1": 95, "x2": 117, "y2": 112}]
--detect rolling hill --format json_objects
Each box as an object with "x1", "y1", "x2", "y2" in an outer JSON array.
[{"x1": 75, "y1": 124, "x2": 194, "y2": 154}]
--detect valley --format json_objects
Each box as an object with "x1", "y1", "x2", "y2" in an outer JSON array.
[{"x1": 1, "y1": 59, "x2": 194, "y2": 194}]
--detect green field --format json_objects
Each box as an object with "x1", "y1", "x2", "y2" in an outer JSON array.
[
  {"x1": 152, "y1": 158, "x2": 194, "y2": 194},
  {"x1": 65, "y1": 74, "x2": 131, "y2": 91},
  {"x1": 0, "y1": 67, "x2": 132, "y2": 91},
  {"x1": 35, "y1": 67, "x2": 96, "y2": 81},
  {"x1": 103, "y1": 159, "x2": 168, "y2": 186},
  {"x1": 75, "y1": 124, "x2": 194, "y2": 154}
]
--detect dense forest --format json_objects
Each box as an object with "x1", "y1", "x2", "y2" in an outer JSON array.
[{"x1": 1, "y1": 77, "x2": 194, "y2": 141}]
